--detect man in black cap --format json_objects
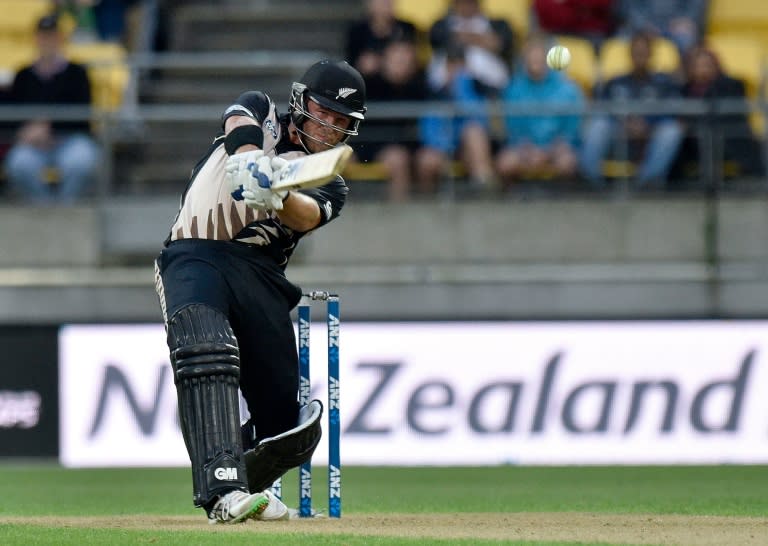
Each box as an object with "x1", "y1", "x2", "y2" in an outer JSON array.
[
  {"x1": 153, "y1": 60, "x2": 366, "y2": 524},
  {"x1": 4, "y1": 14, "x2": 100, "y2": 204}
]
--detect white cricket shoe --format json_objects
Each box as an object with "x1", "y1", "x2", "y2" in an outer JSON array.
[
  {"x1": 251, "y1": 489, "x2": 289, "y2": 521},
  {"x1": 207, "y1": 490, "x2": 269, "y2": 525}
]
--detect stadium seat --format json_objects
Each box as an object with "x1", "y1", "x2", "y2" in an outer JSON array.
[
  {"x1": 0, "y1": 40, "x2": 130, "y2": 111},
  {"x1": 0, "y1": 0, "x2": 54, "y2": 44},
  {"x1": 343, "y1": 160, "x2": 466, "y2": 182},
  {"x1": 484, "y1": 0, "x2": 532, "y2": 38},
  {"x1": 343, "y1": 162, "x2": 389, "y2": 181},
  {"x1": 553, "y1": 36, "x2": 597, "y2": 96},
  {"x1": 598, "y1": 37, "x2": 680, "y2": 83},
  {"x1": 393, "y1": 0, "x2": 448, "y2": 31},
  {"x1": 394, "y1": 0, "x2": 532, "y2": 37},
  {"x1": 67, "y1": 41, "x2": 128, "y2": 65},
  {"x1": 0, "y1": 41, "x2": 36, "y2": 86},
  {"x1": 704, "y1": 34, "x2": 765, "y2": 134},
  {"x1": 66, "y1": 42, "x2": 130, "y2": 111},
  {"x1": 707, "y1": 0, "x2": 768, "y2": 58},
  {"x1": 708, "y1": 0, "x2": 768, "y2": 36},
  {"x1": 601, "y1": 159, "x2": 636, "y2": 179},
  {"x1": 705, "y1": 35, "x2": 764, "y2": 100}
]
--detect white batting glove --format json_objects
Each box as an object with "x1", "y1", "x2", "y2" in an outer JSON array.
[
  {"x1": 241, "y1": 155, "x2": 290, "y2": 211},
  {"x1": 226, "y1": 152, "x2": 290, "y2": 211},
  {"x1": 225, "y1": 149, "x2": 264, "y2": 199}
]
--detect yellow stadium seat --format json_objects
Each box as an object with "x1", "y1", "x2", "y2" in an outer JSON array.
[
  {"x1": 601, "y1": 159, "x2": 636, "y2": 178},
  {"x1": 66, "y1": 42, "x2": 130, "y2": 111},
  {"x1": 598, "y1": 37, "x2": 681, "y2": 82},
  {"x1": 705, "y1": 35, "x2": 764, "y2": 99},
  {"x1": 485, "y1": 0, "x2": 532, "y2": 37},
  {"x1": 66, "y1": 41, "x2": 127, "y2": 64},
  {"x1": 394, "y1": 0, "x2": 531, "y2": 35},
  {"x1": 705, "y1": 34, "x2": 765, "y2": 135},
  {"x1": 343, "y1": 160, "x2": 466, "y2": 181},
  {"x1": 394, "y1": 0, "x2": 528, "y2": 62},
  {"x1": 554, "y1": 36, "x2": 597, "y2": 96},
  {"x1": 708, "y1": 0, "x2": 768, "y2": 35},
  {"x1": 709, "y1": 30, "x2": 768, "y2": 63},
  {"x1": 0, "y1": 41, "x2": 36, "y2": 87},
  {"x1": 0, "y1": 0, "x2": 54, "y2": 43},
  {"x1": 707, "y1": 0, "x2": 768, "y2": 54},
  {"x1": 394, "y1": 0, "x2": 449, "y2": 31},
  {"x1": 343, "y1": 161, "x2": 389, "y2": 181}
]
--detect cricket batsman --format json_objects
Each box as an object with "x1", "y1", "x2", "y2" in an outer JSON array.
[{"x1": 153, "y1": 59, "x2": 366, "y2": 523}]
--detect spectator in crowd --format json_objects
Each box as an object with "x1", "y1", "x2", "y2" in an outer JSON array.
[
  {"x1": 427, "y1": 0, "x2": 515, "y2": 98},
  {"x1": 417, "y1": 44, "x2": 497, "y2": 196},
  {"x1": 345, "y1": 0, "x2": 417, "y2": 78},
  {"x1": 617, "y1": 0, "x2": 709, "y2": 56},
  {"x1": 355, "y1": 38, "x2": 429, "y2": 202},
  {"x1": 55, "y1": 0, "x2": 143, "y2": 44},
  {"x1": 52, "y1": 0, "x2": 98, "y2": 42},
  {"x1": 92, "y1": 0, "x2": 142, "y2": 43},
  {"x1": 675, "y1": 44, "x2": 764, "y2": 178},
  {"x1": 495, "y1": 35, "x2": 584, "y2": 188},
  {"x1": 3, "y1": 14, "x2": 100, "y2": 204},
  {"x1": 533, "y1": 0, "x2": 617, "y2": 50},
  {"x1": 580, "y1": 32, "x2": 684, "y2": 189}
]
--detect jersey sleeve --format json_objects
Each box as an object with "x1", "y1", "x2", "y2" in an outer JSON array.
[
  {"x1": 221, "y1": 91, "x2": 273, "y2": 127},
  {"x1": 299, "y1": 175, "x2": 349, "y2": 230},
  {"x1": 221, "y1": 91, "x2": 282, "y2": 153}
]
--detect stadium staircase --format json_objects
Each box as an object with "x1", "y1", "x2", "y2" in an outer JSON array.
[{"x1": 113, "y1": 0, "x2": 363, "y2": 194}]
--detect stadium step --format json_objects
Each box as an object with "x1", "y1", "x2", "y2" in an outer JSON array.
[{"x1": 170, "y1": 4, "x2": 362, "y2": 55}]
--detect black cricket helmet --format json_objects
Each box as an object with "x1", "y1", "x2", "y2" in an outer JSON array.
[{"x1": 289, "y1": 59, "x2": 367, "y2": 148}]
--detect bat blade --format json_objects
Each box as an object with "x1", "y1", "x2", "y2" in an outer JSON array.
[{"x1": 271, "y1": 144, "x2": 354, "y2": 191}]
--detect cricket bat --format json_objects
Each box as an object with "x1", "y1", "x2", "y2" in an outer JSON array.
[{"x1": 271, "y1": 144, "x2": 354, "y2": 191}]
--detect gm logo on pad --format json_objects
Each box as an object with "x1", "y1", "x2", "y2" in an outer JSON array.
[{"x1": 214, "y1": 467, "x2": 238, "y2": 480}]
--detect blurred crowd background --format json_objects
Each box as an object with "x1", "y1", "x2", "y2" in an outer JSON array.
[
  {"x1": 2, "y1": 0, "x2": 768, "y2": 326},
  {"x1": 0, "y1": 0, "x2": 766, "y2": 204}
]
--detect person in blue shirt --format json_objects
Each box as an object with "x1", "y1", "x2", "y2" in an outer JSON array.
[
  {"x1": 579, "y1": 32, "x2": 684, "y2": 188},
  {"x1": 417, "y1": 44, "x2": 498, "y2": 195},
  {"x1": 495, "y1": 35, "x2": 584, "y2": 188}
]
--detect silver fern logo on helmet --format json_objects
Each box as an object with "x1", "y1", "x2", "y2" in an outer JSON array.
[{"x1": 336, "y1": 88, "x2": 357, "y2": 99}]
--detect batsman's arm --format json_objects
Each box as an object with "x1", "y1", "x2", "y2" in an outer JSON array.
[
  {"x1": 275, "y1": 191, "x2": 321, "y2": 233},
  {"x1": 224, "y1": 115, "x2": 263, "y2": 154},
  {"x1": 221, "y1": 91, "x2": 275, "y2": 155}
]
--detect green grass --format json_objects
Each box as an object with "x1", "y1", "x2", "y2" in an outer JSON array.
[
  {"x1": 341, "y1": 465, "x2": 768, "y2": 516},
  {"x1": 4, "y1": 525, "x2": 610, "y2": 546},
  {"x1": 0, "y1": 465, "x2": 765, "y2": 517},
  {"x1": 0, "y1": 525, "x2": 601, "y2": 546},
  {"x1": 0, "y1": 464, "x2": 765, "y2": 545}
]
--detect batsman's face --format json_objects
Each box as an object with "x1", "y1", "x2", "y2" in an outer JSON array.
[{"x1": 303, "y1": 100, "x2": 352, "y2": 153}]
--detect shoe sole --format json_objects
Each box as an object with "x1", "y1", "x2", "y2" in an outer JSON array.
[
  {"x1": 253, "y1": 501, "x2": 290, "y2": 521},
  {"x1": 233, "y1": 495, "x2": 270, "y2": 524},
  {"x1": 208, "y1": 495, "x2": 270, "y2": 525}
]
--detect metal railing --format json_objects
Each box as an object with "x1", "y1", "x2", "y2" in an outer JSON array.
[{"x1": 0, "y1": 96, "x2": 765, "y2": 199}]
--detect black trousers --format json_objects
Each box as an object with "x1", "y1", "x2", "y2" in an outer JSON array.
[{"x1": 156, "y1": 238, "x2": 303, "y2": 439}]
